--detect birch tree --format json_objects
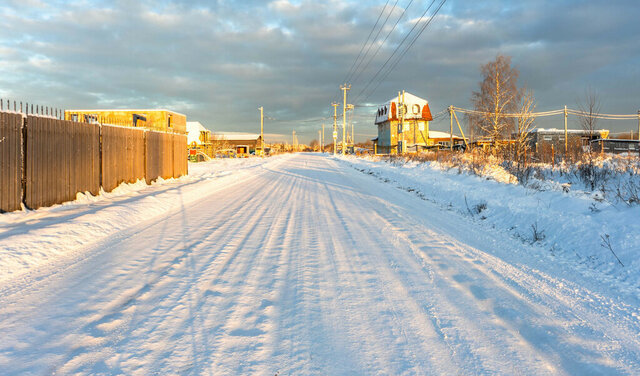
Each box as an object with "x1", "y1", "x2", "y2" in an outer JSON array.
[{"x1": 471, "y1": 55, "x2": 522, "y2": 143}]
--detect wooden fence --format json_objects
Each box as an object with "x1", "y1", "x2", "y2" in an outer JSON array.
[
  {"x1": 146, "y1": 132, "x2": 188, "y2": 184},
  {"x1": 102, "y1": 126, "x2": 145, "y2": 192},
  {"x1": 173, "y1": 133, "x2": 188, "y2": 178},
  {"x1": 0, "y1": 112, "x2": 23, "y2": 212},
  {"x1": 25, "y1": 116, "x2": 100, "y2": 209},
  {"x1": 0, "y1": 111, "x2": 188, "y2": 212}
]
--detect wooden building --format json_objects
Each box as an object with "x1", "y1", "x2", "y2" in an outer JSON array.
[
  {"x1": 65, "y1": 109, "x2": 187, "y2": 134},
  {"x1": 211, "y1": 132, "x2": 262, "y2": 157}
]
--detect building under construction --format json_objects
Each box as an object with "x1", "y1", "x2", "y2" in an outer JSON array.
[
  {"x1": 374, "y1": 92, "x2": 465, "y2": 154},
  {"x1": 65, "y1": 109, "x2": 187, "y2": 134}
]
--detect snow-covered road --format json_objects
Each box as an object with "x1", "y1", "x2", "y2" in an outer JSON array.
[{"x1": 1, "y1": 153, "x2": 639, "y2": 375}]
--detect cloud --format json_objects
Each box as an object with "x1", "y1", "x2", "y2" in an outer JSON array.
[{"x1": 0, "y1": 0, "x2": 638, "y2": 142}]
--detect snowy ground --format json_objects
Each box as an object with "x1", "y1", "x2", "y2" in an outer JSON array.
[
  {"x1": 0, "y1": 153, "x2": 639, "y2": 375},
  {"x1": 340, "y1": 155, "x2": 640, "y2": 293}
]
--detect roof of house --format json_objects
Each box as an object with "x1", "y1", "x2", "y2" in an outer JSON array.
[
  {"x1": 187, "y1": 121, "x2": 209, "y2": 145},
  {"x1": 427, "y1": 130, "x2": 465, "y2": 139},
  {"x1": 375, "y1": 91, "x2": 433, "y2": 124},
  {"x1": 66, "y1": 108, "x2": 186, "y2": 117},
  {"x1": 592, "y1": 138, "x2": 640, "y2": 143},
  {"x1": 530, "y1": 128, "x2": 609, "y2": 135},
  {"x1": 212, "y1": 132, "x2": 260, "y2": 141}
]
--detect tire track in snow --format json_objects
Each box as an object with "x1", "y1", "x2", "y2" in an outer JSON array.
[
  {"x1": 202, "y1": 167, "x2": 304, "y2": 374},
  {"x1": 343, "y1": 156, "x2": 640, "y2": 375},
  {"x1": 321, "y1": 169, "x2": 457, "y2": 375},
  {"x1": 2, "y1": 154, "x2": 639, "y2": 375},
  {"x1": 7, "y1": 160, "x2": 291, "y2": 374}
]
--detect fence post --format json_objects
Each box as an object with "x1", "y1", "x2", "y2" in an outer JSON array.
[{"x1": 21, "y1": 116, "x2": 28, "y2": 207}]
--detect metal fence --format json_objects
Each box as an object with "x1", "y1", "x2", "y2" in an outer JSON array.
[{"x1": 0, "y1": 109, "x2": 188, "y2": 212}]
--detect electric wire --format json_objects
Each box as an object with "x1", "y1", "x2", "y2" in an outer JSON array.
[
  {"x1": 343, "y1": 0, "x2": 393, "y2": 85},
  {"x1": 352, "y1": 0, "x2": 440, "y2": 103},
  {"x1": 452, "y1": 106, "x2": 638, "y2": 120},
  {"x1": 331, "y1": 1, "x2": 395, "y2": 107},
  {"x1": 349, "y1": 0, "x2": 414, "y2": 88},
  {"x1": 359, "y1": 0, "x2": 447, "y2": 103}
]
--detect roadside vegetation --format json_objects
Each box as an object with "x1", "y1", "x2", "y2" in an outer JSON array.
[{"x1": 373, "y1": 53, "x2": 640, "y2": 207}]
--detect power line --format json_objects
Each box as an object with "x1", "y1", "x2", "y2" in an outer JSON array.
[
  {"x1": 359, "y1": 0, "x2": 448, "y2": 103},
  {"x1": 349, "y1": 0, "x2": 411, "y2": 88},
  {"x1": 566, "y1": 109, "x2": 638, "y2": 119},
  {"x1": 332, "y1": 1, "x2": 397, "y2": 106},
  {"x1": 342, "y1": 0, "x2": 392, "y2": 85},
  {"x1": 452, "y1": 106, "x2": 638, "y2": 120},
  {"x1": 353, "y1": 0, "x2": 440, "y2": 103}
]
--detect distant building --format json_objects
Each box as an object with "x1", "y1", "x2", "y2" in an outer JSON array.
[
  {"x1": 65, "y1": 109, "x2": 187, "y2": 134},
  {"x1": 211, "y1": 132, "x2": 262, "y2": 157},
  {"x1": 524, "y1": 128, "x2": 609, "y2": 151},
  {"x1": 187, "y1": 121, "x2": 211, "y2": 146},
  {"x1": 187, "y1": 121, "x2": 213, "y2": 161},
  {"x1": 591, "y1": 138, "x2": 640, "y2": 154},
  {"x1": 374, "y1": 92, "x2": 464, "y2": 154}
]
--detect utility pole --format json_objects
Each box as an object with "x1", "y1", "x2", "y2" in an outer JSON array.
[
  {"x1": 397, "y1": 91, "x2": 401, "y2": 155},
  {"x1": 564, "y1": 105, "x2": 568, "y2": 154},
  {"x1": 259, "y1": 106, "x2": 264, "y2": 156},
  {"x1": 292, "y1": 130, "x2": 296, "y2": 152},
  {"x1": 398, "y1": 90, "x2": 406, "y2": 154},
  {"x1": 449, "y1": 105, "x2": 453, "y2": 151},
  {"x1": 341, "y1": 84, "x2": 351, "y2": 155},
  {"x1": 318, "y1": 130, "x2": 321, "y2": 152},
  {"x1": 332, "y1": 102, "x2": 338, "y2": 155},
  {"x1": 402, "y1": 90, "x2": 406, "y2": 154},
  {"x1": 322, "y1": 123, "x2": 325, "y2": 152}
]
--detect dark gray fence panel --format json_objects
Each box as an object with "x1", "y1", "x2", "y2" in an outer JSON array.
[
  {"x1": 0, "y1": 112, "x2": 23, "y2": 212},
  {"x1": 25, "y1": 116, "x2": 99, "y2": 209}
]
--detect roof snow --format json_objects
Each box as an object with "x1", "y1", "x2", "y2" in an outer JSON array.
[
  {"x1": 531, "y1": 128, "x2": 608, "y2": 135},
  {"x1": 212, "y1": 132, "x2": 260, "y2": 141},
  {"x1": 187, "y1": 121, "x2": 210, "y2": 145},
  {"x1": 375, "y1": 92, "x2": 431, "y2": 124},
  {"x1": 427, "y1": 130, "x2": 464, "y2": 139}
]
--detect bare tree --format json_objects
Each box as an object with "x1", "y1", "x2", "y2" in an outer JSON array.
[
  {"x1": 210, "y1": 133, "x2": 233, "y2": 155},
  {"x1": 514, "y1": 89, "x2": 537, "y2": 163},
  {"x1": 309, "y1": 139, "x2": 319, "y2": 151},
  {"x1": 577, "y1": 88, "x2": 601, "y2": 151},
  {"x1": 471, "y1": 54, "x2": 522, "y2": 143}
]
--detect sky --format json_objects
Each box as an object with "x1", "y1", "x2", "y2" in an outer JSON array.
[{"x1": 0, "y1": 0, "x2": 638, "y2": 143}]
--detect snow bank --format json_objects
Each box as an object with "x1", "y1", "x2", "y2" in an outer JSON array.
[
  {"x1": 0, "y1": 156, "x2": 287, "y2": 285},
  {"x1": 337, "y1": 155, "x2": 640, "y2": 294}
]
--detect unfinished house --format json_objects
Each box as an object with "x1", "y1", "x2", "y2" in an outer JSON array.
[{"x1": 374, "y1": 92, "x2": 464, "y2": 154}]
